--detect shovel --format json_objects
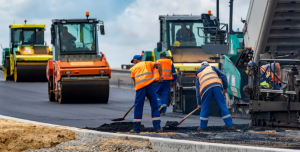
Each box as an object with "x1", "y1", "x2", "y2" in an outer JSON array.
[
  {"x1": 111, "y1": 81, "x2": 160, "y2": 121},
  {"x1": 165, "y1": 108, "x2": 199, "y2": 128}
]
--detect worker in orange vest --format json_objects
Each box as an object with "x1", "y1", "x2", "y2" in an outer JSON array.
[
  {"x1": 100, "y1": 52, "x2": 106, "y2": 60},
  {"x1": 141, "y1": 51, "x2": 145, "y2": 57},
  {"x1": 176, "y1": 24, "x2": 196, "y2": 43},
  {"x1": 196, "y1": 61, "x2": 234, "y2": 130},
  {"x1": 130, "y1": 55, "x2": 164, "y2": 133},
  {"x1": 260, "y1": 63, "x2": 281, "y2": 89},
  {"x1": 153, "y1": 52, "x2": 177, "y2": 115}
]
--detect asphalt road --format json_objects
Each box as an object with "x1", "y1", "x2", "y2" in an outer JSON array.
[{"x1": 0, "y1": 71, "x2": 250, "y2": 128}]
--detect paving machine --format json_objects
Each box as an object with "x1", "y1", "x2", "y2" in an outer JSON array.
[
  {"x1": 142, "y1": 0, "x2": 229, "y2": 114},
  {"x1": 221, "y1": 0, "x2": 300, "y2": 127},
  {"x1": 2, "y1": 20, "x2": 52, "y2": 82},
  {"x1": 47, "y1": 12, "x2": 111, "y2": 103}
]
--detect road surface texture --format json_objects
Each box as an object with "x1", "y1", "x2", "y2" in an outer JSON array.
[
  {"x1": 0, "y1": 71, "x2": 249, "y2": 128},
  {"x1": 2, "y1": 71, "x2": 300, "y2": 149}
]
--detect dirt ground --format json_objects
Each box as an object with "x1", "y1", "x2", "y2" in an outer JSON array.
[{"x1": 0, "y1": 118, "x2": 76, "y2": 152}]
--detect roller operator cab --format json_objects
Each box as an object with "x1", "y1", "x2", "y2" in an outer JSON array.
[
  {"x1": 47, "y1": 13, "x2": 111, "y2": 104},
  {"x1": 142, "y1": 13, "x2": 229, "y2": 114},
  {"x1": 2, "y1": 21, "x2": 53, "y2": 82}
]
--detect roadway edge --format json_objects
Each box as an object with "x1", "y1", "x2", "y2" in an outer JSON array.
[{"x1": 0, "y1": 114, "x2": 297, "y2": 152}]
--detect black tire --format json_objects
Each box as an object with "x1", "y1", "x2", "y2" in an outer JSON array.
[{"x1": 48, "y1": 78, "x2": 55, "y2": 101}]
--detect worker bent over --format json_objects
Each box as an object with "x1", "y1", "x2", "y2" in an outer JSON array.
[
  {"x1": 130, "y1": 55, "x2": 164, "y2": 133},
  {"x1": 153, "y1": 52, "x2": 177, "y2": 115},
  {"x1": 100, "y1": 52, "x2": 106, "y2": 60},
  {"x1": 260, "y1": 63, "x2": 281, "y2": 90},
  {"x1": 196, "y1": 61, "x2": 234, "y2": 130}
]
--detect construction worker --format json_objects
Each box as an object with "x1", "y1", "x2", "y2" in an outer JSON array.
[
  {"x1": 130, "y1": 55, "x2": 164, "y2": 133},
  {"x1": 141, "y1": 51, "x2": 145, "y2": 57},
  {"x1": 176, "y1": 24, "x2": 196, "y2": 45},
  {"x1": 100, "y1": 52, "x2": 106, "y2": 60},
  {"x1": 196, "y1": 61, "x2": 235, "y2": 130},
  {"x1": 153, "y1": 52, "x2": 177, "y2": 115},
  {"x1": 260, "y1": 63, "x2": 281, "y2": 89}
]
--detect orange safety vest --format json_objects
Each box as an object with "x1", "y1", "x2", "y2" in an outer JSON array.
[
  {"x1": 130, "y1": 61, "x2": 155, "y2": 91},
  {"x1": 260, "y1": 65, "x2": 278, "y2": 82},
  {"x1": 153, "y1": 59, "x2": 173, "y2": 81},
  {"x1": 180, "y1": 29, "x2": 191, "y2": 40},
  {"x1": 101, "y1": 53, "x2": 106, "y2": 60},
  {"x1": 142, "y1": 52, "x2": 144, "y2": 56},
  {"x1": 197, "y1": 66, "x2": 222, "y2": 98}
]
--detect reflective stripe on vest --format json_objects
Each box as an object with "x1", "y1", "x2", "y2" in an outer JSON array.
[
  {"x1": 130, "y1": 61, "x2": 154, "y2": 91},
  {"x1": 260, "y1": 65, "x2": 277, "y2": 82},
  {"x1": 153, "y1": 59, "x2": 174, "y2": 81},
  {"x1": 197, "y1": 66, "x2": 222, "y2": 97}
]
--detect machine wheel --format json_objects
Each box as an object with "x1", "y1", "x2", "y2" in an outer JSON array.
[
  {"x1": 48, "y1": 78, "x2": 55, "y2": 102},
  {"x1": 14, "y1": 66, "x2": 18, "y2": 82},
  {"x1": 58, "y1": 83, "x2": 64, "y2": 104},
  {"x1": 3, "y1": 67, "x2": 8, "y2": 81}
]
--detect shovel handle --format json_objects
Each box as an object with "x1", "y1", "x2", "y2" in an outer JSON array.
[
  {"x1": 178, "y1": 108, "x2": 199, "y2": 125},
  {"x1": 123, "y1": 104, "x2": 135, "y2": 119},
  {"x1": 123, "y1": 82, "x2": 159, "y2": 119}
]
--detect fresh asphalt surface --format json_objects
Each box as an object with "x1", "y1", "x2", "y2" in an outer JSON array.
[{"x1": 0, "y1": 71, "x2": 250, "y2": 128}]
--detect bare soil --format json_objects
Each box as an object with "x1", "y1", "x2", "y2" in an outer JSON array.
[{"x1": 0, "y1": 118, "x2": 76, "y2": 152}]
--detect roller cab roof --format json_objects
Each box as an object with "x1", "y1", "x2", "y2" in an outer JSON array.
[
  {"x1": 159, "y1": 15, "x2": 203, "y2": 21},
  {"x1": 51, "y1": 18, "x2": 98, "y2": 24},
  {"x1": 9, "y1": 24, "x2": 45, "y2": 29}
]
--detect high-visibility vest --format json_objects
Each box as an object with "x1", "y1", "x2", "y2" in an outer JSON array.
[
  {"x1": 130, "y1": 61, "x2": 155, "y2": 91},
  {"x1": 260, "y1": 65, "x2": 278, "y2": 82},
  {"x1": 153, "y1": 59, "x2": 173, "y2": 81},
  {"x1": 180, "y1": 29, "x2": 191, "y2": 40},
  {"x1": 142, "y1": 52, "x2": 144, "y2": 56},
  {"x1": 197, "y1": 66, "x2": 222, "y2": 97},
  {"x1": 101, "y1": 53, "x2": 106, "y2": 60}
]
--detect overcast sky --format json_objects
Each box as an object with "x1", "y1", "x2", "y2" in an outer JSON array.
[{"x1": 0, "y1": 0, "x2": 250, "y2": 68}]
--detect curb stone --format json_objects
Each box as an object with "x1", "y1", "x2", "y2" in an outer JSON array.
[{"x1": 0, "y1": 115, "x2": 298, "y2": 152}]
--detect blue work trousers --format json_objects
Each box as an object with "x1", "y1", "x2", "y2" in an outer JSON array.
[
  {"x1": 133, "y1": 82, "x2": 161, "y2": 131},
  {"x1": 200, "y1": 86, "x2": 233, "y2": 129},
  {"x1": 155, "y1": 81, "x2": 171, "y2": 113}
]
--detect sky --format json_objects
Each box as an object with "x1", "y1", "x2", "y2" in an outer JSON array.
[{"x1": 0, "y1": 0, "x2": 250, "y2": 68}]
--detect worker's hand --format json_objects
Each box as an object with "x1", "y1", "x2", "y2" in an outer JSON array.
[
  {"x1": 159, "y1": 76, "x2": 164, "y2": 82},
  {"x1": 223, "y1": 89, "x2": 228, "y2": 94},
  {"x1": 171, "y1": 82, "x2": 174, "y2": 88},
  {"x1": 197, "y1": 105, "x2": 201, "y2": 110},
  {"x1": 277, "y1": 75, "x2": 281, "y2": 81}
]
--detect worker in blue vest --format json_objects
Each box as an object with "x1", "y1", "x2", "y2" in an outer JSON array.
[
  {"x1": 196, "y1": 61, "x2": 235, "y2": 130},
  {"x1": 130, "y1": 55, "x2": 164, "y2": 133},
  {"x1": 153, "y1": 52, "x2": 177, "y2": 115}
]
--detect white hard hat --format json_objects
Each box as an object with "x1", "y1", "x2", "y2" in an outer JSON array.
[{"x1": 201, "y1": 61, "x2": 209, "y2": 66}]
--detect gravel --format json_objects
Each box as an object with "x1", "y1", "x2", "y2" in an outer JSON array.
[{"x1": 27, "y1": 136, "x2": 156, "y2": 152}]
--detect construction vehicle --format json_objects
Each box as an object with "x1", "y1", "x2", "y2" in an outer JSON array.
[
  {"x1": 142, "y1": 1, "x2": 228, "y2": 114},
  {"x1": 221, "y1": 0, "x2": 300, "y2": 127},
  {"x1": 47, "y1": 12, "x2": 111, "y2": 103},
  {"x1": 2, "y1": 20, "x2": 52, "y2": 82}
]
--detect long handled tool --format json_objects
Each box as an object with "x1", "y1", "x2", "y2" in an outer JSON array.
[
  {"x1": 111, "y1": 104, "x2": 134, "y2": 121},
  {"x1": 165, "y1": 108, "x2": 199, "y2": 128},
  {"x1": 111, "y1": 81, "x2": 160, "y2": 121}
]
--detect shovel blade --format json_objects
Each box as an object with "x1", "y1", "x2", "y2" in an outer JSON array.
[
  {"x1": 111, "y1": 118, "x2": 125, "y2": 121},
  {"x1": 165, "y1": 121, "x2": 179, "y2": 128}
]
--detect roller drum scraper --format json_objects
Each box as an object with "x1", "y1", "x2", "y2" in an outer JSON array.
[
  {"x1": 111, "y1": 81, "x2": 160, "y2": 121},
  {"x1": 165, "y1": 108, "x2": 199, "y2": 128}
]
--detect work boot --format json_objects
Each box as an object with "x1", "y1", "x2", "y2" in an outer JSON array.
[
  {"x1": 130, "y1": 130, "x2": 140, "y2": 134},
  {"x1": 197, "y1": 127, "x2": 206, "y2": 131},
  {"x1": 155, "y1": 128, "x2": 164, "y2": 133},
  {"x1": 228, "y1": 126, "x2": 236, "y2": 130},
  {"x1": 159, "y1": 105, "x2": 164, "y2": 113},
  {"x1": 161, "y1": 113, "x2": 166, "y2": 116}
]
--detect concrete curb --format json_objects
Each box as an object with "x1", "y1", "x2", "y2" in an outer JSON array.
[
  {"x1": 111, "y1": 68, "x2": 131, "y2": 74},
  {"x1": 0, "y1": 115, "x2": 298, "y2": 152}
]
